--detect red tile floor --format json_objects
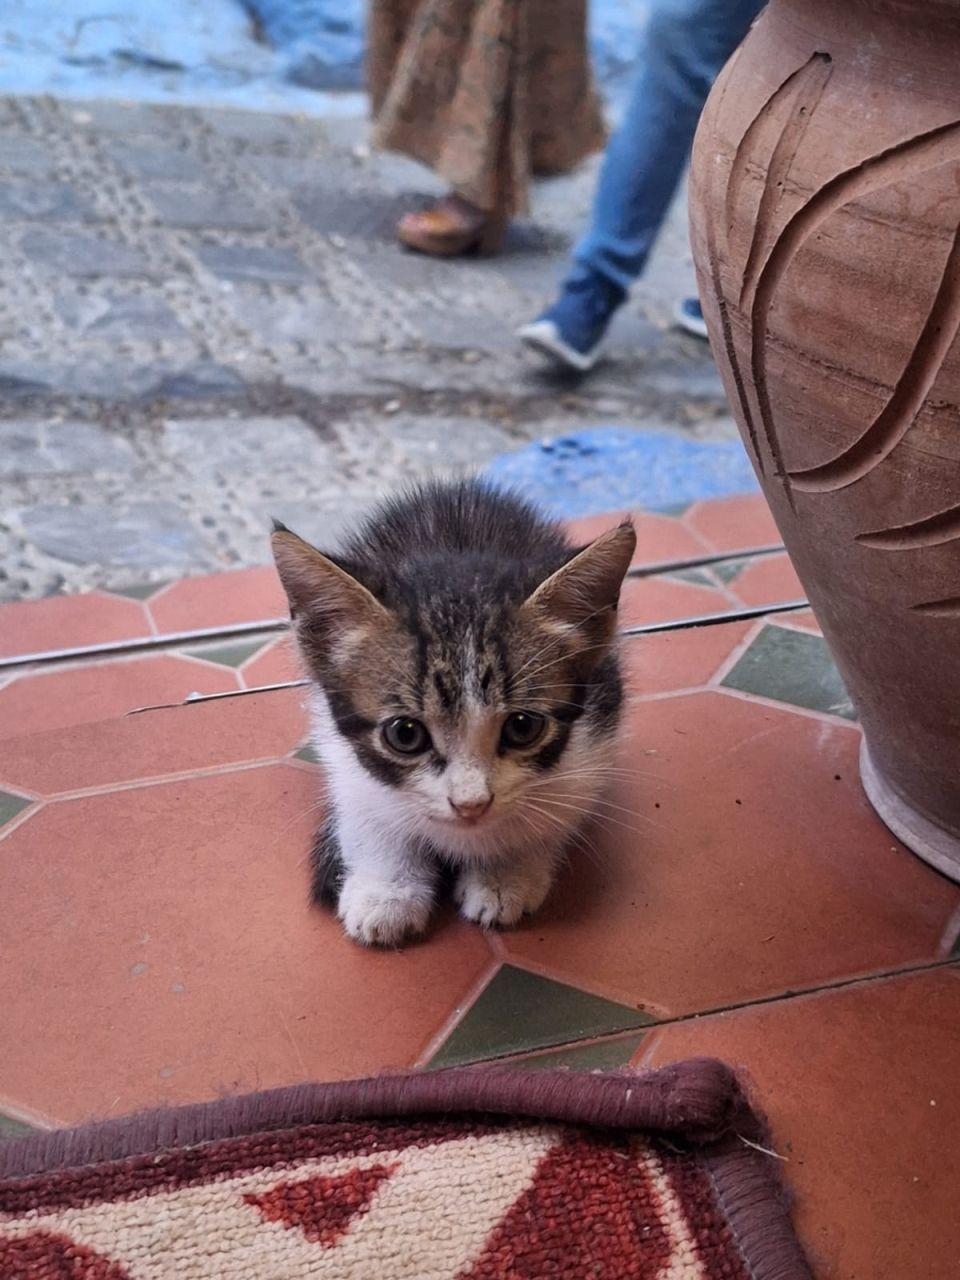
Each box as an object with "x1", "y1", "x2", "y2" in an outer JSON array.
[{"x1": 1, "y1": 491, "x2": 957, "y2": 1277}]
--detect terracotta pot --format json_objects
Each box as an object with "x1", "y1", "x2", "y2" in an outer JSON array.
[{"x1": 689, "y1": 0, "x2": 960, "y2": 880}]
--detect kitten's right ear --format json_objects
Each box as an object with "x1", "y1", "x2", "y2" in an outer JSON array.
[
  {"x1": 271, "y1": 525, "x2": 388, "y2": 637},
  {"x1": 521, "y1": 521, "x2": 636, "y2": 653}
]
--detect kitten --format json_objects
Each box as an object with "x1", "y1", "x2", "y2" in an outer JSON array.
[{"x1": 271, "y1": 478, "x2": 635, "y2": 946}]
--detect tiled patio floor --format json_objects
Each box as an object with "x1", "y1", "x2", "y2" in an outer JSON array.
[{"x1": 1, "y1": 492, "x2": 957, "y2": 1277}]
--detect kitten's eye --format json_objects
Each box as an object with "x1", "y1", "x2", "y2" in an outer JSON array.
[
  {"x1": 382, "y1": 717, "x2": 431, "y2": 756},
  {"x1": 501, "y1": 711, "x2": 546, "y2": 749}
]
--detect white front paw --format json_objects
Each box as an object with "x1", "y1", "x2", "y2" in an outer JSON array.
[
  {"x1": 339, "y1": 875, "x2": 432, "y2": 947},
  {"x1": 455, "y1": 862, "x2": 553, "y2": 929}
]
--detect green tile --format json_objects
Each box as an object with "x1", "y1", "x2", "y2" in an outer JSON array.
[
  {"x1": 294, "y1": 742, "x2": 320, "y2": 764},
  {"x1": 429, "y1": 965, "x2": 654, "y2": 1069},
  {"x1": 508, "y1": 1032, "x2": 649, "y2": 1072},
  {"x1": 651, "y1": 501, "x2": 692, "y2": 517},
  {"x1": 666, "y1": 567, "x2": 715, "y2": 587},
  {"x1": 710, "y1": 556, "x2": 749, "y2": 584},
  {"x1": 185, "y1": 640, "x2": 266, "y2": 668},
  {"x1": 722, "y1": 624, "x2": 856, "y2": 719},
  {"x1": 0, "y1": 1113, "x2": 36, "y2": 1141},
  {"x1": 0, "y1": 790, "x2": 31, "y2": 827},
  {"x1": 108, "y1": 581, "x2": 167, "y2": 600}
]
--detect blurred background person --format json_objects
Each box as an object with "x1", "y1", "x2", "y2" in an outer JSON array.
[
  {"x1": 370, "y1": 0, "x2": 605, "y2": 257},
  {"x1": 519, "y1": 0, "x2": 765, "y2": 371}
]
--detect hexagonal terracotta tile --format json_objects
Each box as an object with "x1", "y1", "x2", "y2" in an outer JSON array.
[
  {"x1": 726, "y1": 552, "x2": 805, "y2": 608},
  {"x1": 0, "y1": 764, "x2": 494, "y2": 1125},
  {"x1": 622, "y1": 623, "x2": 753, "y2": 697},
  {"x1": 638, "y1": 967, "x2": 960, "y2": 1280},
  {"x1": 148, "y1": 566, "x2": 286, "y2": 635},
  {"x1": 0, "y1": 592, "x2": 151, "y2": 661},
  {"x1": 240, "y1": 636, "x2": 300, "y2": 689},
  {"x1": 685, "y1": 494, "x2": 780, "y2": 552},
  {"x1": 0, "y1": 688, "x2": 307, "y2": 796},
  {"x1": 0, "y1": 655, "x2": 240, "y2": 738},
  {"x1": 565, "y1": 512, "x2": 708, "y2": 568},
  {"x1": 497, "y1": 689, "x2": 959, "y2": 1015},
  {"x1": 618, "y1": 576, "x2": 731, "y2": 628},
  {"x1": 771, "y1": 609, "x2": 822, "y2": 635}
]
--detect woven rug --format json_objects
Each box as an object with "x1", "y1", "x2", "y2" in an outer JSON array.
[{"x1": 0, "y1": 1059, "x2": 811, "y2": 1279}]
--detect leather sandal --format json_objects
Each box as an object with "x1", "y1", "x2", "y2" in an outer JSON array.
[{"x1": 396, "y1": 194, "x2": 507, "y2": 257}]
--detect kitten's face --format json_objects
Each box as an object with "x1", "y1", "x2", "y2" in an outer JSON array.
[
  {"x1": 314, "y1": 611, "x2": 608, "y2": 852},
  {"x1": 273, "y1": 520, "x2": 635, "y2": 859}
]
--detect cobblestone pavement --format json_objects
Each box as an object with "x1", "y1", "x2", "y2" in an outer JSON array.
[{"x1": 0, "y1": 93, "x2": 733, "y2": 600}]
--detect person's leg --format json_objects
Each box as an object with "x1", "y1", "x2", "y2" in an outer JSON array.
[
  {"x1": 574, "y1": 0, "x2": 763, "y2": 290},
  {"x1": 520, "y1": 0, "x2": 765, "y2": 368}
]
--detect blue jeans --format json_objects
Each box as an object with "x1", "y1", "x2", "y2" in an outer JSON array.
[{"x1": 571, "y1": 0, "x2": 766, "y2": 293}]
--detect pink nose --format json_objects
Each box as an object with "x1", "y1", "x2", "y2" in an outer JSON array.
[{"x1": 450, "y1": 797, "x2": 493, "y2": 821}]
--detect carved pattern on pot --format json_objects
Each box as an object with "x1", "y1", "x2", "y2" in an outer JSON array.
[
  {"x1": 705, "y1": 51, "x2": 834, "y2": 486},
  {"x1": 856, "y1": 503, "x2": 960, "y2": 551},
  {"x1": 706, "y1": 56, "x2": 960, "y2": 614}
]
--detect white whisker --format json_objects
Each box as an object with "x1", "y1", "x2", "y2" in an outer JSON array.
[
  {"x1": 529, "y1": 793, "x2": 665, "y2": 836},
  {"x1": 531, "y1": 789, "x2": 653, "y2": 822},
  {"x1": 518, "y1": 800, "x2": 608, "y2": 872}
]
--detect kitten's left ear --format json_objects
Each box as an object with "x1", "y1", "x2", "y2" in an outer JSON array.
[{"x1": 522, "y1": 521, "x2": 636, "y2": 650}]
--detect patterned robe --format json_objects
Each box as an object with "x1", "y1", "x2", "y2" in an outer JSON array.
[{"x1": 368, "y1": 0, "x2": 606, "y2": 214}]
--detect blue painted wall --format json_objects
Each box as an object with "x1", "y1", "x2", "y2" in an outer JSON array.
[
  {"x1": 248, "y1": 0, "x2": 651, "y2": 99},
  {"x1": 0, "y1": 0, "x2": 650, "y2": 110}
]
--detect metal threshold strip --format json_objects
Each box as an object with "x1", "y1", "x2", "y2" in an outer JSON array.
[
  {"x1": 0, "y1": 542, "x2": 788, "y2": 674},
  {"x1": 126, "y1": 596, "x2": 809, "y2": 716},
  {"x1": 622, "y1": 598, "x2": 808, "y2": 636},
  {"x1": 0, "y1": 616, "x2": 291, "y2": 673},
  {"x1": 626, "y1": 542, "x2": 784, "y2": 579}
]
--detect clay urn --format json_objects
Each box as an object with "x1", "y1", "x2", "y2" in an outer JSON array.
[{"x1": 688, "y1": 0, "x2": 960, "y2": 880}]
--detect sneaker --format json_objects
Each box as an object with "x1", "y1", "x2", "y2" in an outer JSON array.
[
  {"x1": 673, "y1": 297, "x2": 709, "y2": 340},
  {"x1": 518, "y1": 272, "x2": 626, "y2": 372}
]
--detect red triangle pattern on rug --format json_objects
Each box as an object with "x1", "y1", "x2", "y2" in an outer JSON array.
[
  {"x1": 0, "y1": 1229, "x2": 132, "y2": 1278},
  {"x1": 244, "y1": 1162, "x2": 398, "y2": 1247},
  {"x1": 460, "y1": 1133, "x2": 680, "y2": 1280}
]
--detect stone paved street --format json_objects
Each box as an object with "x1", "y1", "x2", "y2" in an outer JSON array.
[{"x1": 0, "y1": 93, "x2": 732, "y2": 600}]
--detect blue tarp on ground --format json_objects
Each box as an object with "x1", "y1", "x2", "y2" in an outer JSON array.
[{"x1": 484, "y1": 428, "x2": 758, "y2": 518}]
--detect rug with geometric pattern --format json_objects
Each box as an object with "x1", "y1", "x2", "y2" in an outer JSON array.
[{"x1": 0, "y1": 1060, "x2": 811, "y2": 1279}]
